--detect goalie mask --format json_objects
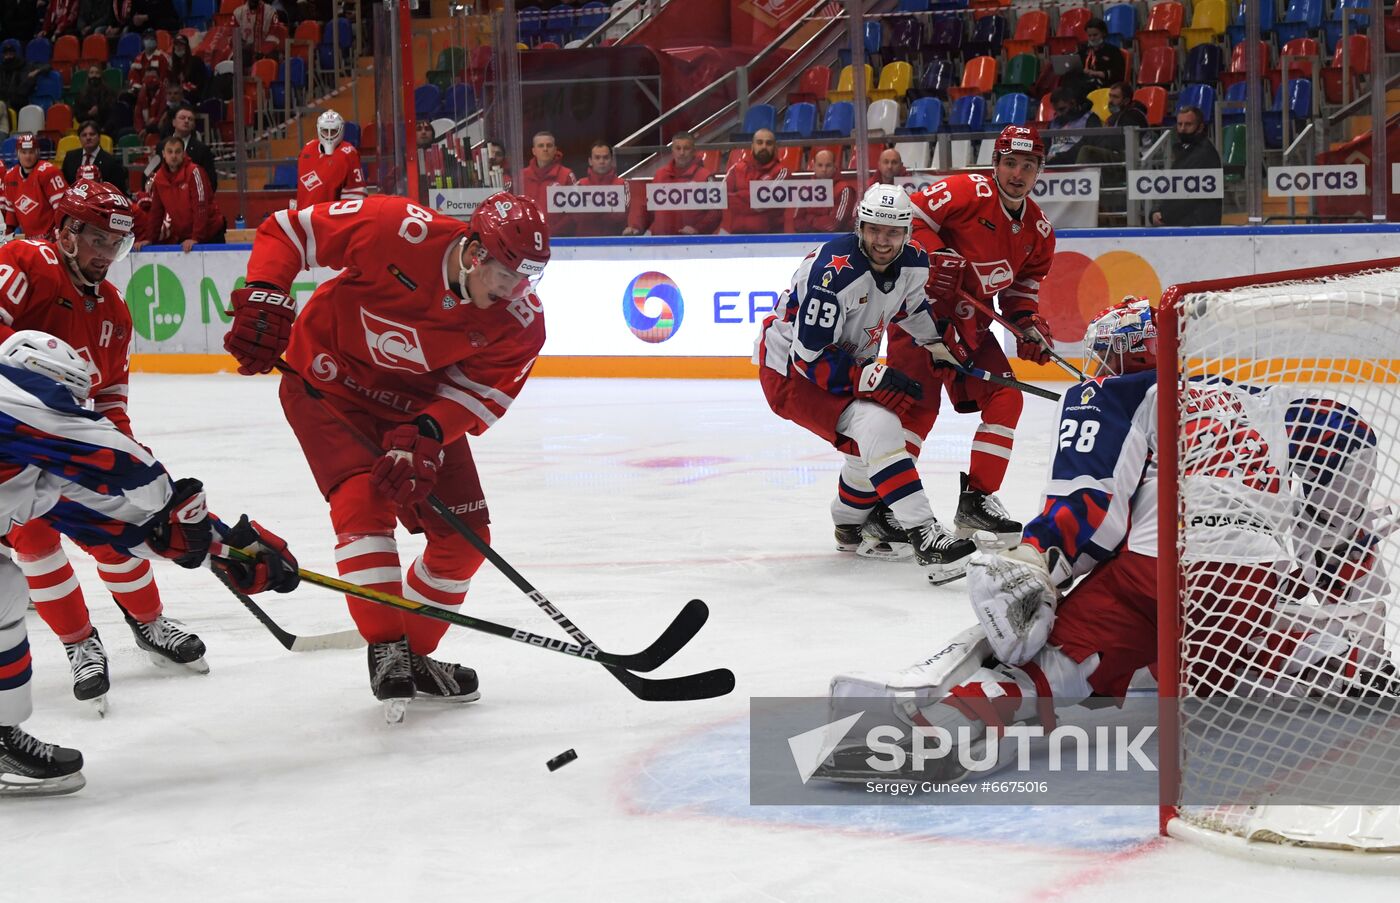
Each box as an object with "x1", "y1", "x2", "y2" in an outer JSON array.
[
  {"x1": 0, "y1": 330, "x2": 94, "y2": 401},
  {"x1": 317, "y1": 110, "x2": 345, "y2": 152},
  {"x1": 1084, "y1": 296, "x2": 1157, "y2": 377}
]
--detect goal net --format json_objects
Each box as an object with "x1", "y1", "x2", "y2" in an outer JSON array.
[{"x1": 1157, "y1": 258, "x2": 1400, "y2": 868}]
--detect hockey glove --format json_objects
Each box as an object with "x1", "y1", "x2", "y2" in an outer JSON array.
[
  {"x1": 224, "y1": 283, "x2": 296, "y2": 376},
  {"x1": 1008, "y1": 310, "x2": 1054, "y2": 365},
  {"x1": 855, "y1": 362, "x2": 922, "y2": 417},
  {"x1": 926, "y1": 249, "x2": 967, "y2": 302},
  {"x1": 966, "y1": 544, "x2": 1059, "y2": 665},
  {"x1": 370, "y1": 417, "x2": 445, "y2": 506},
  {"x1": 926, "y1": 320, "x2": 973, "y2": 371},
  {"x1": 143, "y1": 478, "x2": 212, "y2": 568},
  {"x1": 213, "y1": 515, "x2": 300, "y2": 594}
]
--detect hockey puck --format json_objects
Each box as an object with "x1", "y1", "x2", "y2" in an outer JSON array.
[{"x1": 547, "y1": 749, "x2": 578, "y2": 772}]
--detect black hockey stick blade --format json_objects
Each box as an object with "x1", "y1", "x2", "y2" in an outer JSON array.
[
  {"x1": 608, "y1": 598, "x2": 709, "y2": 672},
  {"x1": 214, "y1": 569, "x2": 364, "y2": 652},
  {"x1": 608, "y1": 664, "x2": 736, "y2": 701}
]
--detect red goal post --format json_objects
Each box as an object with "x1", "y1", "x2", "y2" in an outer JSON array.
[{"x1": 1156, "y1": 257, "x2": 1400, "y2": 869}]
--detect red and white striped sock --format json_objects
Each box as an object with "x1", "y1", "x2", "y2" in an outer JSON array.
[
  {"x1": 334, "y1": 533, "x2": 404, "y2": 643},
  {"x1": 16, "y1": 547, "x2": 92, "y2": 644},
  {"x1": 97, "y1": 556, "x2": 162, "y2": 622},
  {"x1": 403, "y1": 555, "x2": 472, "y2": 655}
]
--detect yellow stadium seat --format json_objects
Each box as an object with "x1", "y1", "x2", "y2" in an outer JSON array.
[
  {"x1": 1088, "y1": 87, "x2": 1111, "y2": 123},
  {"x1": 828, "y1": 64, "x2": 873, "y2": 104},
  {"x1": 56, "y1": 134, "x2": 82, "y2": 167},
  {"x1": 1181, "y1": 0, "x2": 1228, "y2": 50},
  {"x1": 868, "y1": 61, "x2": 913, "y2": 102}
]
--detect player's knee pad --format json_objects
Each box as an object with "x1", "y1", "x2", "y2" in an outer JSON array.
[
  {"x1": 838, "y1": 400, "x2": 908, "y2": 468},
  {"x1": 423, "y1": 525, "x2": 489, "y2": 582},
  {"x1": 0, "y1": 559, "x2": 31, "y2": 628},
  {"x1": 329, "y1": 474, "x2": 399, "y2": 537},
  {"x1": 6, "y1": 521, "x2": 62, "y2": 559}
]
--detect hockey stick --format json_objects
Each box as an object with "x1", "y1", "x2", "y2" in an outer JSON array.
[
  {"x1": 211, "y1": 567, "x2": 365, "y2": 652},
  {"x1": 215, "y1": 544, "x2": 734, "y2": 701},
  {"x1": 270, "y1": 359, "x2": 708, "y2": 676},
  {"x1": 955, "y1": 290, "x2": 1086, "y2": 381},
  {"x1": 950, "y1": 362, "x2": 1061, "y2": 402}
]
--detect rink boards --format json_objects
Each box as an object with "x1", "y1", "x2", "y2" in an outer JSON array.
[{"x1": 118, "y1": 224, "x2": 1400, "y2": 379}]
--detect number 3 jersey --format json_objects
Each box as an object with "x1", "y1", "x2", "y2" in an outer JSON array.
[
  {"x1": 1025, "y1": 369, "x2": 1286, "y2": 587},
  {"x1": 244, "y1": 195, "x2": 545, "y2": 440},
  {"x1": 756, "y1": 232, "x2": 943, "y2": 392}
]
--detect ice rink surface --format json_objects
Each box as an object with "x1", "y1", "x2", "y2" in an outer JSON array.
[{"x1": 10, "y1": 375, "x2": 1397, "y2": 901}]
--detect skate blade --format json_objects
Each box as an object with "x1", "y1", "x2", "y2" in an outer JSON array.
[
  {"x1": 0, "y1": 770, "x2": 85, "y2": 798},
  {"x1": 382, "y1": 698, "x2": 410, "y2": 724},
  {"x1": 90, "y1": 695, "x2": 108, "y2": 718},
  {"x1": 856, "y1": 540, "x2": 914, "y2": 562},
  {"x1": 959, "y1": 527, "x2": 1021, "y2": 550},
  {"x1": 148, "y1": 653, "x2": 210, "y2": 674},
  {"x1": 926, "y1": 564, "x2": 970, "y2": 586},
  {"x1": 414, "y1": 689, "x2": 481, "y2": 705},
  {"x1": 836, "y1": 541, "x2": 860, "y2": 553}
]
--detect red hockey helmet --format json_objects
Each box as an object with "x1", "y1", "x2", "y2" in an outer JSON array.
[
  {"x1": 992, "y1": 125, "x2": 1045, "y2": 166},
  {"x1": 469, "y1": 191, "x2": 551, "y2": 279},
  {"x1": 55, "y1": 180, "x2": 137, "y2": 267},
  {"x1": 15, "y1": 132, "x2": 36, "y2": 153}
]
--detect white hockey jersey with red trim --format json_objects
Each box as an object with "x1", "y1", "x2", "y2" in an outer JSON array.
[
  {"x1": 244, "y1": 195, "x2": 545, "y2": 440},
  {"x1": 294, "y1": 140, "x2": 367, "y2": 211},
  {"x1": 907, "y1": 172, "x2": 1054, "y2": 322},
  {"x1": 0, "y1": 239, "x2": 133, "y2": 434}
]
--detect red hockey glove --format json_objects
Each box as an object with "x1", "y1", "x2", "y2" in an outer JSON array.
[
  {"x1": 1009, "y1": 310, "x2": 1054, "y2": 365},
  {"x1": 855, "y1": 362, "x2": 923, "y2": 417},
  {"x1": 224, "y1": 284, "x2": 296, "y2": 376},
  {"x1": 143, "y1": 478, "x2": 212, "y2": 568},
  {"x1": 214, "y1": 515, "x2": 300, "y2": 594},
  {"x1": 370, "y1": 418, "x2": 445, "y2": 506},
  {"x1": 926, "y1": 250, "x2": 968, "y2": 302},
  {"x1": 927, "y1": 319, "x2": 973, "y2": 371}
]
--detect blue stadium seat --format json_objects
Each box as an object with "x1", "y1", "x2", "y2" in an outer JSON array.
[
  {"x1": 30, "y1": 71, "x2": 64, "y2": 109},
  {"x1": 446, "y1": 83, "x2": 473, "y2": 118},
  {"x1": 25, "y1": 38, "x2": 52, "y2": 65},
  {"x1": 544, "y1": 6, "x2": 575, "y2": 44},
  {"x1": 1221, "y1": 80, "x2": 1249, "y2": 125},
  {"x1": 187, "y1": 0, "x2": 216, "y2": 29},
  {"x1": 1263, "y1": 79, "x2": 1311, "y2": 148},
  {"x1": 1177, "y1": 83, "x2": 1216, "y2": 121},
  {"x1": 1323, "y1": 0, "x2": 1371, "y2": 54},
  {"x1": 896, "y1": 96, "x2": 944, "y2": 134},
  {"x1": 343, "y1": 121, "x2": 361, "y2": 148},
  {"x1": 518, "y1": 6, "x2": 544, "y2": 44},
  {"x1": 0, "y1": 136, "x2": 16, "y2": 166},
  {"x1": 1274, "y1": 0, "x2": 1323, "y2": 45},
  {"x1": 414, "y1": 84, "x2": 442, "y2": 118},
  {"x1": 949, "y1": 94, "x2": 986, "y2": 131},
  {"x1": 577, "y1": 1, "x2": 609, "y2": 33},
  {"x1": 776, "y1": 102, "x2": 817, "y2": 139},
  {"x1": 1228, "y1": 0, "x2": 1278, "y2": 44},
  {"x1": 1185, "y1": 44, "x2": 1224, "y2": 84},
  {"x1": 264, "y1": 163, "x2": 298, "y2": 190},
  {"x1": 991, "y1": 92, "x2": 1029, "y2": 126},
  {"x1": 966, "y1": 15, "x2": 1008, "y2": 61},
  {"x1": 730, "y1": 102, "x2": 776, "y2": 140},
  {"x1": 1104, "y1": 4, "x2": 1137, "y2": 46},
  {"x1": 813, "y1": 100, "x2": 855, "y2": 138}
]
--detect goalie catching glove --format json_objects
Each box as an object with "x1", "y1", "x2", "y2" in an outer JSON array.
[
  {"x1": 966, "y1": 541, "x2": 1065, "y2": 665},
  {"x1": 211, "y1": 516, "x2": 300, "y2": 594},
  {"x1": 224, "y1": 283, "x2": 296, "y2": 375},
  {"x1": 855, "y1": 362, "x2": 922, "y2": 416},
  {"x1": 371, "y1": 417, "x2": 445, "y2": 506}
]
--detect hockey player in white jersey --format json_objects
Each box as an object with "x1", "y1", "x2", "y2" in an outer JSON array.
[
  {"x1": 0, "y1": 331, "x2": 298, "y2": 796},
  {"x1": 757, "y1": 185, "x2": 977, "y2": 583}
]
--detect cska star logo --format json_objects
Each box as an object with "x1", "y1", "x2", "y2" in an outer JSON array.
[
  {"x1": 865, "y1": 316, "x2": 886, "y2": 345},
  {"x1": 825, "y1": 254, "x2": 852, "y2": 274}
]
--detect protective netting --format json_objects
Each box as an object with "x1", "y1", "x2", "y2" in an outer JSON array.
[{"x1": 1171, "y1": 267, "x2": 1400, "y2": 856}]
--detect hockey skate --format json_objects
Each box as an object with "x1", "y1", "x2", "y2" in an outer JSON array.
[
  {"x1": 953, "y1": 473, "x2": 1022, "y2": 549},
  {"x1": 410, "y1": 652, "x2": 481, "y2": 704},
  {"x1": 64, "y1": 628, "x2": 110, "y2": 716},
  {"x1": 0, "y1": 725, "x2": 85, "y2": 797},
  {"x1": 368, "y1": 638, "x2": 414, "y2": 724},
  {"x1": 856, "y1": 504, "x2": 914, "y2": 562},
  {"x1": 835, "y1": 523, "x2": 864, "y2": 553},
  {"x1": 907, "y1": 519, "x2": 977, "y2": 585},
  {"x1": 124, "y1": 612, "x2": 209, "y2": 674}
]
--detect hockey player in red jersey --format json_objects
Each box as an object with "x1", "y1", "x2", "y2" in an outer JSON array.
[
  {"x1": 1, "y1": 134, "x2": 67, "y2": 239},
  {"x1": 293, "y1": 110, "x2": 367, "y2": 212},
  {"x1": 0, "y1": 180, "x2": 213, "y2": 715},
  {"x1": 225, "y1": 191, "x2": 550, "y2": 721},
  {"x1": 873, "y1": 125, "x2": 1057, "y2": 558}
]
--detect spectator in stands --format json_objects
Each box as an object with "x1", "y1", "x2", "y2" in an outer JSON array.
[
  {"x1": 792, "y1": 148, "x2": 855, "y2": 234},
  {"x1": 568, "y1": 140, "x2": 628, "y2": 237},
  {"x1": 163, "y1": 103, "x2": 218, "y2": 190},
  {"x1": 169, "y1": 34, "x2": 208, "y2": 101},
  {"x1": 43, "y1": 0, "x2": 81, "y2": 38},
  {"x1": 75, "y1": 63, "x2": 118, "y2": 129},
  {"x1": 869, "y1": 147, "x2": 908, "y2": 188},
  {"x1": 63, "y1": 121, "x2": 127, "y2": 190},
  {"x1": 136, "y1": 135, "x2": 225, "y2": 252},
  {"x1": 484, "y1": 139, "x2": 512, "y2": 191},
  {"x1": 1076, "y1": 18, "x2": 1126, "y2": 93},
  {"x1": 623, "y1": 130, "x2": 720, "y2": 237},
  {"x1": 416, "y1": 119, "x2": 436, "y2": 149},
  {"x1": 128, "y1": 0, "x2": 182, "y2": 33},
  {"x1": 0, "y1": 41, "x2": 29, "y2": 113},
  {"x1": 520, "y1": 130, "x2": 577, "y2": 236},
  {"x1": 128, "y1": 31, "x2": 171, "y2": 88},
  {"x1": 1151, "y1": 105, "x2": 1222, "y2": 228},
  {"x1": 0, "y1": 1, "x2": 41, "y2": 43},
  {"x1": 133, "y1": 69, "x2": 167, "y2": 136},
  {"x1": 233, "y1": 0, "x2": 280, "y2": 64},
  {"x1": 725, "y1": 128, "x2": 789, "y2": 235},
  {"x1": 1076, "y1": 82, "x2": 1148, "y2": 165},
  {"x1": 77, "y1": 0, "x2": 117, "y2": 39},
  {"x1": 1045, "y1": 86, "x2": 1101, "y2": 166}
]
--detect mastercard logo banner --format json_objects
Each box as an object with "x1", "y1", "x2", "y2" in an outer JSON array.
[
  {"x1": 622, "y1": 271, "x2": 685, "y2": 343},
  {"x1": 1038, "y1": 250, "x2": 1163, "y2": 346}
]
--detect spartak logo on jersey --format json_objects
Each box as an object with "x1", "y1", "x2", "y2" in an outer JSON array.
[
  {"x1": 15, "y1": 195, "x2": 37, "y2": 215},
  {"x1": 360, "y1": 309, "x2": 429, "y2": 373},
  {"x1": 969, "y1": 259, "x2": 1014, "y2": 294},
  {"x1": 300, "y1": 171, "x2": 323, "y2": 190}
]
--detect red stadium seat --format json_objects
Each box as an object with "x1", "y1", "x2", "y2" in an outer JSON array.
[
  {"x1": 948, "y1": 55, "x2": 998, "y2": 101},
  {"x1": 788, "y1": 65, "x2": 832, "y2": 107},
  {"x1": 1003, "y1": 10, "x2": 1050, "y2": 58},
  {"x1": 1132, "y1": 86, "x2": 1167, "y2": 125},
  {"x1": 1136, "y1": 45, "x2": 1178, "y2": 88},
  {"x1": 78, "y1": 34, "x2": 108, "y2": 68},
  {"x1": 1049, "y1": 7, "x2": 1091, "y2": 55},
  {"x1": 1220, "y1": 40, "x2": 1274, "y2": 92}
]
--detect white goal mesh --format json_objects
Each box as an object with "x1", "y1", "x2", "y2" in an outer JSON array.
[{"x1": 1163, "y1": 264, "x2": 1400, "y2": 864}]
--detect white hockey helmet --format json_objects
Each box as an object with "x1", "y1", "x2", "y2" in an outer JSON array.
[
  {"x1": 317, "y1": 110, "x2": 345, "y2": 150},
  {"x1": 0, "y1": 330, "x2": 95, "y2": 401},
  {"x1": 855, "y1": 184, "x2": 912, "y2": 259}
]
